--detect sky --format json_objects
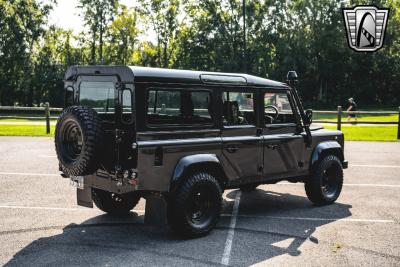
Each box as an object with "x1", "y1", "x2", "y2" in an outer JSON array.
[{"x1": 47, "y1": 0, "x2": 135, "y2": 33}]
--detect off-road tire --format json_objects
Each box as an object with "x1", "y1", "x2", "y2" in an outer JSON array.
[
  {"x1": 167, "y1": 172, "x2": 222, "y2": 238},
  {"x1": 240, "y1": 184, "x2": 259, "y2": 192},
  {"x1": 55, "y1": 106, "x2": 104, "y2": 176},
  {"x1": 305, "y1": 155, "x2": 343, "y2": 205},
  {"x1": 92, "y1": 188, "x2": 140, "y2": 216}
]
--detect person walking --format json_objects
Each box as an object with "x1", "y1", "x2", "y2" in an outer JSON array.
[{"x1": 347, "y1": 97, "x2": 358, "y2": 123}]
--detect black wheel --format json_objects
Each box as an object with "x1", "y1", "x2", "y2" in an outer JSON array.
[
  {"x1": 167, "y1": 172, "x2": 222, "y2": 238},
  {"x1": 55, "y1": 106, "x2": 104, "y2": 176},
  {"x1": 240, "y1": 184, "x2": 259, "y2": 192},
  {"x1": 305, "y1": 155, "x2": 343, "y2": 205},
  {"x1": 92, "y1": 188, "x2": 140, "y2": 216}
]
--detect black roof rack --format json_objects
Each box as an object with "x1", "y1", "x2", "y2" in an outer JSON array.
[{"x1": 65, "y1": 66, "x2": 289, "y2": 89}]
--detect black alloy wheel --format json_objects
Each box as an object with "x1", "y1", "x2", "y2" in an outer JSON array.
[{"x1": 305, "y1": 155, "x2": 344, "y2": 205}]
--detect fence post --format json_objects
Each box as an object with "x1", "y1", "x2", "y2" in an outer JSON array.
[
  {"x1": 45, "y1": 102, "x2": 50, "y2": 134},
  {"x1": 397, "y1": 106, "x2": 400, "y2": 140},
  {"x1": 337, "y1": 106, "x2": 342, "y2": 131}
]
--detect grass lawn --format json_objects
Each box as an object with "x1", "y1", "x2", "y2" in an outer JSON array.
[
  {"x1": 0, "y1": 125, "x2": 54, "y2": 136},
  {"x1": 314, "y1": 113, "x2": 399, "y2": 122},
  {"x1": 0, "y1": 118, "x2": 57, "y2": 123},
  {"x1": 324, "y1": 125, "x2": 399, "y2": 142},
  {"x1": 0, "y1": 122, "x2": 398, "y2": 142}
]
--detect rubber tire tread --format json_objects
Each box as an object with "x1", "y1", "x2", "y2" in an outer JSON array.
[
  {"x1": 168, "y1": 172, "x2": 222, "y2": 238},
  {"x1": 92, "y1": 188, "x2": 140, "y2": 216},
  {"x1": 305, "y1": 155, "x2": 343, "y2": 205},
  {"x1": 55, "y1": 106, "x2": 104, "y2": 176}
]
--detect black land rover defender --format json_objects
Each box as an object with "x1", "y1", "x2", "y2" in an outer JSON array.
[{"x1": 56, "y1": 66, "x2": 348, "y2": 237}]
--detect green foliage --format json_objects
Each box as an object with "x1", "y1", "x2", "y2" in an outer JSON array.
[
  {"x1": 0, "y1": 124, "x2": 54, "y2": 136},
  {"x1": 324, "y1": 125, "x2": 399, "y2": 141},
  {"x1": 0, "y1": 0, "x2": 53, "y2": 106},
  {"x1": 0, "y1": 0, "x2": 400, "y2": 108},
  {"x1": 78, "y1": 0, "x2": 118, "y2": 64}
]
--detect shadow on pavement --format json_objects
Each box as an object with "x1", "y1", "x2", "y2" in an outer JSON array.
[
  {"x1": 223, "y1": 189, "x2": 352, "y2": 265},
  {"x1": 5, "y1": 189, "x2": 352, "y2": 266}
]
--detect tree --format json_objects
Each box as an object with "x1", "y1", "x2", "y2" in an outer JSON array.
[
  {"x1": 105, "y1": 5, "x2": 140, "y2": 65},
  {"x1": 138, "y1": 0, "x2": 183, "y2": 68},
  {"x1": 78, "y1": 0, "x2": 118, "y2": 64},
  {"x1": 0, "y1": 0, "x2": 53, "y2": 106}
]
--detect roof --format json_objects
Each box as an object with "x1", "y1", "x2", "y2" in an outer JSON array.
[{"x1": 65, "y1": 65, "x2": 289, "y2": 89}]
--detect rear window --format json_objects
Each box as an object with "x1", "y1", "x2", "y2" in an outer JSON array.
[
  {"x1": 147, "y1": 89, "x2": 213, "y2": 125},
  {"x1": 79, "y1": 81, "x2": 115, "y2": 114}
]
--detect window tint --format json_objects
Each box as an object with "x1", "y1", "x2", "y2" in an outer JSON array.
[
  {"x1": 147, "y1": 89, "x2": 213, "y2": 125},
  {"x1": 79, "y1": 81, "x2": 115, "y2": 113},
  {"x1": 122, "y1": 89, "x2": 132, "y2": 113},
  {"x1": 121, "y1": 89, "x2": 133, "y2": 123},
  {"x1": 264, "y1": 92, "x2": 297, "y2": 125},
  {"x1": 222, "y1": 91, "x2": 255, "y2": 126}
]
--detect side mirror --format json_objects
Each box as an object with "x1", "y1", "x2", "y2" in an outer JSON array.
[
  {"x1": 286, "y1": 71, "x2": 298, "y2": 85},
  {"x1": 305, "y1": 109, "x2": 313, "y2": 125}
]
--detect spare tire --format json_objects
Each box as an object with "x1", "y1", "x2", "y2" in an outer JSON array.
[{"x1": 55, "y1": 106, "x2": 104, "y2": 176}]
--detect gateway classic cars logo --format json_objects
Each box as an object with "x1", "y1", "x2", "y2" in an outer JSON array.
[{"x1": 343, "y1": 5, "x2": 389, "y2": 52}]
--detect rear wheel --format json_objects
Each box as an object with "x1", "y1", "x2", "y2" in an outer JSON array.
[
  {"x1": 92, "y1": 188, "x2": 140, "y2": 216},
  {"x1": 305, "y1": 155, "x2": 343, "y2": 205},
  {"x1": 167, "y1": 172, "x2": 222, "y2": 238}
]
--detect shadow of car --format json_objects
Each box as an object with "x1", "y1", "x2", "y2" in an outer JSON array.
[{"x1": 5, "y1": 189, "x2": 352, "y2": 266}]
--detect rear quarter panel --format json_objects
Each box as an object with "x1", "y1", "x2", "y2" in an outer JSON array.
[{"x1": 136, "y1": 130, "x2": 222, "y2": 192}]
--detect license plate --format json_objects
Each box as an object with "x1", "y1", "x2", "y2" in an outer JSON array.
[{"x1": 70, "y1": 176, "x2": 84, "y2": 190}]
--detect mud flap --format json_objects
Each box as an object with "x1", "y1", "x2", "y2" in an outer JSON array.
[
  {"x1": 77, "y1": 187, "x2": 93, "y2": 208},
  {"x1": 144, "y1": 193, "x2": 168, "y2": 227}
]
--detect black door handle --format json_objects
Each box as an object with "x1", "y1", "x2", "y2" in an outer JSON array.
[
  {"x1": 266, "y1": 144, "x2": 278, "y2": 150},
  {"x1": 226, "y1": 145, "x2": 240, "y2": 153}
]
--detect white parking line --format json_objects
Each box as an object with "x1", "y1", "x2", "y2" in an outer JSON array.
[
  {"x1": 351, "y1": 164, "x2": 400, "y2": 169},
  {"x1": 2, "y1": 173, "x2": 400, "y2": 188},
  {"x1": 221, "y1": 191, "x2": 241, "y2": 266},
  {"x1": 0, "y1": 205, "x2": 145, "y2": 213},
  {"x1": 221, "y1": 214, "x2": 395, "y2": 223},
  {"x1": 0, "y1": 205, "x2": 393, "y2": 224},
  {"x1": 0, "y1": 205, "x2": 89, "y2": 211},
  {"x1": 0, "y1": 172, "x2": 60, "y2": 177},
  {"x1": 344, "y1": 183, "x2": 400, "y2": 188},
  {"x1": 277, "y1": 182, "x2": 400, "y2": 188}
]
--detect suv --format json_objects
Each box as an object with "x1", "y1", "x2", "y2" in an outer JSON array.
[{"x1": 56, "y1": 66, "x2": 348, "y2": 237}]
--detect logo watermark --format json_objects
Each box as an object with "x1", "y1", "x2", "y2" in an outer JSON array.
[{"x1": 343, "y1": 5, "x2": 389, "y2": 52}]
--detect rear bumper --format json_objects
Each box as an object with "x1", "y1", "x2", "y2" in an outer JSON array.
[{"x1": 342, "y1": 160, "x2": 348, "y2": 169}]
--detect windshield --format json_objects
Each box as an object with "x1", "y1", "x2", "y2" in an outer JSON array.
[{"x1": 79, "y1": 81, "x2": 115, "y2": 114}]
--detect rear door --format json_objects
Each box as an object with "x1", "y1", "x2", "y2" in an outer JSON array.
[
  {"x1": 220, "y1": 89, "x2": 263, "y2": 182},
  {"x1": 77, "y1": 75, "x2": 136, "y2": 170}
]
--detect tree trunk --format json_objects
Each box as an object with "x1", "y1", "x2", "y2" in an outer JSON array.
[
  {"x1": 91, "y1": 29, "x2": 96, "y2": 65},
  {"x1": 99, "y1": 10, "x2": 104, "y2": 64}
]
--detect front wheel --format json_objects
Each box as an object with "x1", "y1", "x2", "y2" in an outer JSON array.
[
  {"x1": 305, "y1": 155, "x2": 343, "y2": 205},
  {"x1": 92, "y1": 188, "x2": 140, "y2": 216},
  {"x1": 167, "y1": 172, "x2": 222, "y2": 238}
]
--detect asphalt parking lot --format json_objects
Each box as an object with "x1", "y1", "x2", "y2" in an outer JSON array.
[{"x1": 0, "y1": 137, "x2": 399, "y2": 266}]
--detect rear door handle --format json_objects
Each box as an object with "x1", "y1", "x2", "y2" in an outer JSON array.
[{"x1": 226, "y1": 144, "x2": 240, "y2": 153}]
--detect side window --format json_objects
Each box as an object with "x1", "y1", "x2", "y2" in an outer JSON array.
[
  {"x1": 147, "y1": 89, "x2": 213, "y2": 125},
  {"x1": 264, "y1": 92, "x2": 297, "y2": 125},
  {"x1": 191, "y1": 91, "x2": 212, "y2": 119},
  {"x1": 222, "y1": 91, "x2": 255, "y2": 126},
  {"x1": 121, "y1": 89, "x2": 133, "y2": 123}
]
